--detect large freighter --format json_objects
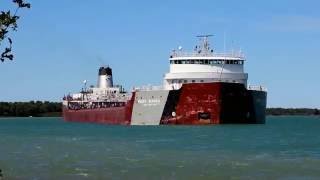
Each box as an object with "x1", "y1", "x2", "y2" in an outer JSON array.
[{"x1": 63, "y1": 35, "x2": 267, "y2": 125}]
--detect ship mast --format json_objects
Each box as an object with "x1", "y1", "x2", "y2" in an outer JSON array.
[{"x1": 196, "y1": 34, "x2": 213, "y2": 54}]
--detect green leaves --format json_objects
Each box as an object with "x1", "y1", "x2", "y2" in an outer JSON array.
[
  {"x1": 13, "y1": 0, "x2": 31, "y2": 9},
  {"x1": 0, "y1": 11, "x2": 19, "y2": 30},
  {"x1": 0, "y1": 0, "x2": 30, "y2": 62},
  {"x1": 0, "y1": 37, "x2": 13, "y2": 62}
]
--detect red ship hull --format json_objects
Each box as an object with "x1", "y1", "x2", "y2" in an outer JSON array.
[
  {"x1": 63, "y1": 82, "x2": 267, "y2": 125},
  {"x1": 63, "y1": 93, "x2": 135, "y2": 125}
]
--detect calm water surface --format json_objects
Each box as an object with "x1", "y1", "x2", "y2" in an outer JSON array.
[{"x1": 0, "y1": 116, "x2": 320, "y2": 179}]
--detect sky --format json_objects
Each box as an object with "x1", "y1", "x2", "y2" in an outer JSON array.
[{"x1": 0, "y1": 0, "x2": 320, "y2": 108}]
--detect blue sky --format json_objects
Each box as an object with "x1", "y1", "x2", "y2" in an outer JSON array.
[{"x1": 1, "y1": 0, "x2": 320, "y2": 108}]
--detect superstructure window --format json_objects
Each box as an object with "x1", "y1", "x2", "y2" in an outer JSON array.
[{"x1": 172, "y1": 59, "x2": 244, "y2": 65}]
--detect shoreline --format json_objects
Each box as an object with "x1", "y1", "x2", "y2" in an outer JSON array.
[
  {"x1": 1, "y1": 115, "x2": 319, "y2": 118},
  {"x1": 1, "y1": 102, "x2": 319, "y2": 117}
]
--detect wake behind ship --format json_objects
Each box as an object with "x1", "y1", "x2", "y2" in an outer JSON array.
[{"x1": 63, "y1": 35, "x2": 267, "y2": 125}]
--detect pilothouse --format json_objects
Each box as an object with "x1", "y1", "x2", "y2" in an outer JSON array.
[{"x1": 164, "y1": 35, "x2": 247, "y2": 90}]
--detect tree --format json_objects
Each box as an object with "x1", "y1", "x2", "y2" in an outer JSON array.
[
  {"x1": 0, "y1": 101, "x2": 62, "y2": 117},
  {"x1": 0, "y1": 0, "x2": 30, "y2": 62}
]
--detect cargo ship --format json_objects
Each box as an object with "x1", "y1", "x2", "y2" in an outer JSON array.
[{"x1": 63, "y1": 35, "x2": 267, "y2": 125}]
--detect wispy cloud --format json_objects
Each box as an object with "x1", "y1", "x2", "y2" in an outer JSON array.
[{"x1": 256, "y1": 15, "x2": 320, "y2": 32}]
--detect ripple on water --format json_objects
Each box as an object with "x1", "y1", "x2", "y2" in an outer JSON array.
[{"x1": 1, "y1": 116, "x2": 320, "y2": 179}]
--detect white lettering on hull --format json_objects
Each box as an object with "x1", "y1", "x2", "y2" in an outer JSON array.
[{"x1": 137, "y1": 99, "x2": 161, "y2": 107}]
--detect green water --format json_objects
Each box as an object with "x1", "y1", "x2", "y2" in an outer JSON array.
[{"x1": 0, "y1": 116, "x2": 320, "y2": 179}]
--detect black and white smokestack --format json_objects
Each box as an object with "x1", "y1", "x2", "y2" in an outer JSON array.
[
  {"x1": 99, "y1": 66, "x2": 112, "y2": 76},
  {"x1": 98, "y1": 66, "x2": 113, "y2": 88}
]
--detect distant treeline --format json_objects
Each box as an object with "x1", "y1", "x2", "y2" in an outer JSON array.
[
  {"x1": 266, "y1": 108, "x2": 320, "y2": 116},
  {"x1": 0, "y1": 101, "x2": 319, "y2": 117},
  {"x1": 0, "y1": 101, "x2": 61, "y2": 117}
]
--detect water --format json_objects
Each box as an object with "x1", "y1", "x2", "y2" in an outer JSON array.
[{"x1": 0, "y1": 116, "x2": 320, "y2": 179}]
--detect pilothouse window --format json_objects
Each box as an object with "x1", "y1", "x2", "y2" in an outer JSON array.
[{"x1": 171, "y1": 59, "x2": 244, "y2": 65}]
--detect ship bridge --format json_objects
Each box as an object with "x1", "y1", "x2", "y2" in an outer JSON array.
[{"x1": 163, "y1": 35, "x2": 248, "y2": 90}]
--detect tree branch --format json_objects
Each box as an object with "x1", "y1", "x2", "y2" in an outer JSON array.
[{"x1": 0, "y1": 0, "x2": 30, "y2": 62}]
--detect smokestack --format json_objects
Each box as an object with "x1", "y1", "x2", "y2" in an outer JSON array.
[{"x1": 98, "y1": 66, "x2": 113, "y2": 88}]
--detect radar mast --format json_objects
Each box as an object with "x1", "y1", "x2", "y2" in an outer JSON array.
[{"x1": 196, "y1": 35, "x2": 213, "y2": 53}]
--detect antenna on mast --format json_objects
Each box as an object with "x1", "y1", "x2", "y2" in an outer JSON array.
[
  {"x1": 196, "y1": 34, "x2": 213, "y2": 53},
  {"x1": 220, "y1": 32, "x2": 227, "y2": 82},
  {"x1": 223, "y1": 31, "x2": 226, "y2": 54},
  {"x1": 196, "y1": 34, "x2": 214, "y2": 38}
]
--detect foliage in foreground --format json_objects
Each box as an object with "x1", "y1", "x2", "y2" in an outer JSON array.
[{"x1": 0, "y1": 0, "x2": 30, "y2": 62}]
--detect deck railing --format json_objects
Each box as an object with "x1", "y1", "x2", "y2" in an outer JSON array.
[
  {"x1": 170, "y1": 51, "x2": 245, "y2": 59},
  {"x1": 133, "y1": 85, "x2": 164, "y2": 91}
]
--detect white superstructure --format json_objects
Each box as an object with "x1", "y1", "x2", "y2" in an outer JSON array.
[
  {"x1": 163, "y1": 35, "x2": 248, "y2": 90},
  {"x1": 64, "y1": 66, "x2": 131, "y2": 108}
]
